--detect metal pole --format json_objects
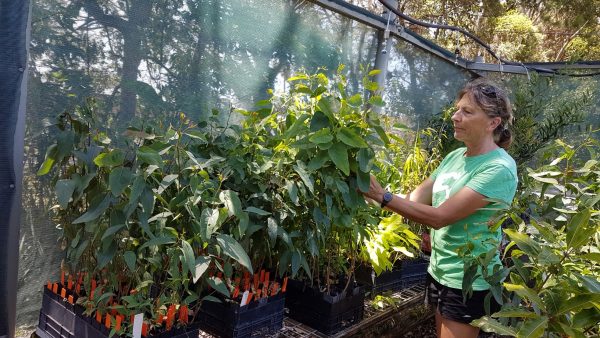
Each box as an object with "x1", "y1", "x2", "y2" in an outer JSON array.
[
  {"x1": 0, "y1": 0, "x2": 31, "y2": 336},
  {"x1": 372, "y1": 0, "x2": 397, "y2": 113}
]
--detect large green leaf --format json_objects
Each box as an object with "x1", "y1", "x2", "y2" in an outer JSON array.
[
  {"x1": 136, "y1": 147, "x2": 163, "y2": 167},
  {"x1": 109, "y1": 167, "x2": 133, "y2": 196},
  {"x1": 101, "y1": 224, "x2": 126, "y2": 241},
  {"x1": 337, "y1": 127, "x2": 368, "y2": 148},
  {"x1": 347, "y1": 93, "x2": 363, "y2": 107},
  {"x1": 216, "y1": 234, "x2": 253, "y2": 274},
  {"x1": 139, "y1": 236, "x2": 176, "y2": 250},
  {"x1": 307, "y1": 151, "x2": 329, "y2": 171},
  {"x1": 220, "y1": 190, "x2": 243, "y2": 217},
  {"x1": 472, "y1": 317, "x2": 517, "y2": 336},
  {"x1": 55, "y1": 179, "x2": 77, "y2": 209},
  {"x1": 492, "y1": 307, "x2": 537, "y2": 318},
  {"x1": 504, "y1": 229, "x2": 541, "y2": 257},
  {"x1": 97, "y1": 241, "x2": 117, "y2": 270},
  {"x1": 357, "y1": 169, "x2": 370, "y2": 193},
  {"x1": 309, "y1": 128, "x2": 333, "y2": 144},
  {"x1": 207, "y1": 277, "x2": 230, "y2": 298},
  {"x1": 193, "y1": 256, "x2": 211, "y2": 283},
  {"x1": 94, "y1": 149, "x2": 124, "y2": 167},
  {"x1": 310, "y1": 110, "x2": 330, "y2": 132},
  {"x1": 357, "y1": 148, "x2": 373, "y2": 172},
  {"x1": 73, "y1": 194, "x2": 111, "y2": 224},
  {"x1": 572, "y1": 307, "x2": 600, "y2": 329},
  {"x1": 517, "y1": 316, "x2": 548, "y2": 338},
  {"x1": 181, "y1": 240, "x2": 196, "y2": 279},
  {"x1": 245, "y1": 207, "x2": 271, "y2": 216},
  {"x1": 293, "y1": 163, "x2": 314, "y2": 194},
  {"x1": 566, "y1": 208, "x2": 593, "y2": 249},
  {"x1": 328, "y1": 142, "x2": 349, "y2": 176},
  {"x1": 575, "y1": 273, "x2": 600, "y2": 293},
  {"x1": 123, "y1": 251, "x2": 136, "y2": 272},
  {"x1": 37, "y1": 144, "x2": 58, "y2": 176},
  {"x1": 504, "y1": 283, "x2": 546, "y2": 311},
  {"x1": 267, "y1": 217, "x2": 278, "y2": 244},
  {"x1": 284, "y1": 114, "x2": 309, "y2": 138},
  {"x1": 556, "y1": 293, "x2": 600, "y2": 316},
  {"x1": 156, "y1": 174, "x2": 178, "y2": 194}
]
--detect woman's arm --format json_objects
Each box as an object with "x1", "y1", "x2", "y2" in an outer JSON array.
[
  {"x1": 365, "y1": 175, "x2": 490, "y2": 230},
  {"x1": 405, "y1": 178, "x2": 434, "y2": 205}
]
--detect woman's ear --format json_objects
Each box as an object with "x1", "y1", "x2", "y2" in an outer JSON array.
[{"x1": 489, "y1": 116, "x2": 501, "y2": 130}]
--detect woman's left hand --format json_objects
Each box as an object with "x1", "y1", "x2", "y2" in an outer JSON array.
[{"x1": 360, "y1": 175, "x2": 385, "y2": 204}]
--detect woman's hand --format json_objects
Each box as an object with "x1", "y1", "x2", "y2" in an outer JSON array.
[{"x1": 360, "y1": 175, "x2": 386, "y2": 204}]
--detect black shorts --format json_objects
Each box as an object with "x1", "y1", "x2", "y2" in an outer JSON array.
[{"x1": 425, "y1": 273, "x2": 500, "y2": 324}]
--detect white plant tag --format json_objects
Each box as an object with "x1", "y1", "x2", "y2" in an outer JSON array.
[
  {"x1": 240, "y1": 290, "x2": 249, "y2": 307},
  {"x1": 132, "y1": 313, "x2": 144, "y2": 338}
]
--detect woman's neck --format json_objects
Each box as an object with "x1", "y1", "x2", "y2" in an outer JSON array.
[{"x1": 464, "y1": 139, "x2": 498, "y2": 157}]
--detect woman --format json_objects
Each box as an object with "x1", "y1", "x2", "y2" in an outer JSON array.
[{"x1": 362, "y1": 78, "x2": 517, "y2": 338}]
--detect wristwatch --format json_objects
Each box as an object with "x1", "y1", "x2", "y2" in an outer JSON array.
[{"x1": 380, "y1": 191, "x2": 393, "y2": 208}]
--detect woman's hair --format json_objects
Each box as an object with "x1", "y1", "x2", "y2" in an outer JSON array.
[{"x1": 457, "y1": 77, "x2": 514, "y2": 149}]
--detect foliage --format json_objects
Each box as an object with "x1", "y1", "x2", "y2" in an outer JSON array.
[{"x1": 466, "y1": 137, "x2": 600, "y2": 338}]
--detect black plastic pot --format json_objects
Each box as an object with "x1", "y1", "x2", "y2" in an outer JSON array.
[
  {"x1": 196, "y1": 293, "x2": 285, "y2": 338},
  {"x1": 285, "y1": 279, "x2": 365, "y2": 335},
  {"x1": 355, "y1": 256, "x2": 429, "y2": 295},
  {"x1": 36, "y1": 287, "x2": 200, "y2": 338}
]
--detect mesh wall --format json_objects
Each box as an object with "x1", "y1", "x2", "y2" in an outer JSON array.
[
  {"x1": 17, "y1": 0, "x2": 600, "y2": 332},
  {"x1": 19, "y1": 0, "x2": 383, "y2": 328}
]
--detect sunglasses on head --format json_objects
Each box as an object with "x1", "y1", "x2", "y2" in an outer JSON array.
[{"x1": 480, "y1": 85, "x2": 498, "y2": 98}]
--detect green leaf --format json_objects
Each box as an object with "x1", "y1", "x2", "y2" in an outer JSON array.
[
  {"x1": 207, "y1": 277, "x2": 230, "y2": 298},
  {"x1": 337, "y1": 127, "x2": 368, "y2": 148},
  {"x1": 284, "y1": 114, "x2": 309, "y2": 138},
  {"x1": 566, "y1": 208, "x2": 593, "y2": 250},
  {"x1": 157, "y1": 174, "x2": 178, "y2": 194},
  {"x1": 575, "y1": 273, "x2": 600, "y2": 294},
  {"x1": 94, "y1": 149, "x2": 124, "y2": 167},
  {"x1": 97, "y1": 241, "x2": 117, "y2": 270},
  {"x1": 556, "y1": 293, "x2": 600, "y2": 316},
  {"x1": 347, "y1": 94, "x2": 363, "y2": 107},
  {"x1": 73, "y1": 194, "x2": 111, "y2": 224},
  {"x1": 328, "y1": 142, "x2": 349, "y2": 176},
  {"x1": 357, "y1": 169, "x2": 370, "y2": 193},
  {"x1": 181, "y1": 240, "x2": 196, "y2": 280},
  {"x1": 285, "y1": 180, "x2": 299, "y2": 205},
  {"x1": 368, "y1": 96, "x2": 385, "y2": 107},
  {"x1": 219, "y1": 190, "x2": 243, "y2": 217},
  {"x1": 310, "y1": 111, "x2": 330, "y2": 132},
  {"x1": 37, "y1": 144, "x2": 58, "y2": 176},
  {"x1": 101, "y1": 224, "x2": 126, "y2": 241},
  {"x1": 491, "y1": 307, "x2": 537, "y2": 318},
  {"x1": 109, "y1": 167, "x2": 133, "y2": 196},
  {"x1": 317, "y1": 97, "x2": 338, "y2": 121},
  {"x1": 194, "y1": 256, "x2": 211, "y2": 283},
  {"x1": 357, "y1": 148, "x2": 373, "y2": 172},
  {"x1": 368, "y1": 69, "x2": 382, "y2": 76},
  {"x1": 139, "y1": 236, "x2": 176, "y2": 250},
  {"x1": 472, "y1": 317, "x2": 517, "y2": 336},
  {"x1": 268, "y1": 217, "x2": 278, "y2": 244},
  {"x1": 504, "y1": 229, "x2": 541, "y2": 257},
  {"x1": 245, "y1": 207, "x2": 270, "y2": 216},
  {"x1": 136, "y1": 147, "x2": 163, "y2": 167},
  {"x1": 504, "y1": 283, "x2": 546, "y2": 311},
  {"x1": 55, "y1": 179, "x2": 77, "y2": 209},
  {"x1": 307, "y1": 151, "x2": 329, "y2": 171},
  {"x1": 216, "y1": 234, "x2": 253, "y2": 274},
  {"x1": 581, "y1": 252, "x2": 600, "y2": 263},
  {"x1": 294, "y1": 163, "x2": 314, "y2": 194},
  {"x1": 516, "y1": 316, "x2": 548, "y2": 338},
  {"x1": 537, "y1": 247, "x2": 560, "y2": 265},
  {"x1": 237, "y1": 211, "x2": 249, "y2": 237},
  {"x1": 572, "y1": 307, "x2": 600, "y2": 329},
  {"x1": 309, "y1": 128, "x2": 333, "y2": 144},
  {"x1": 123, "y1": 251, "x2": 136, "y2": 272}
]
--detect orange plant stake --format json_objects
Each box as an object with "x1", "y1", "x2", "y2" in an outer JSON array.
[
  {"x1": 105, "y1": 314, "x2": 111, "y2": 329},
  {"x1": 115, "y1": 315, "x2": 123, "y2": 332},
  {"x1": 95, "y1": 311, "x2": 102, "y2": 323},
  {"x1": 282, "y1": 277, "x2": 288, "y2": 293},
  {"x1": 67, "y1": 295, "x2": 74, "y2": 305},
  {"x1": 52, "y1": 283, "x2": 58, "y2": 294},
  {"x1": 141, "y1": 322, "x2": 149, "y2": 337},
  {"x1": 166, "y1": 304, "x2": 176, "y2": 330},
  {"x1": 61, "y1": 270, "x2": 65, "y2": 286},
  {"x1": 178, "y1": 305, "x2": 188, "y2": 324},
  {"x1": 46, "y1": 281, "x2": 52, "y2": 290}
]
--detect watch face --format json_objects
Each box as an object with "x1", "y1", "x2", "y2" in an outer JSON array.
[{"x1": 383, "y1": 192, "x2": 393, "y2": 202}]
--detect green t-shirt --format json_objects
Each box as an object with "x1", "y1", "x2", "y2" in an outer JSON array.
[{"x1": 428, "y1": 147, "x2": 517, "y2": 290}]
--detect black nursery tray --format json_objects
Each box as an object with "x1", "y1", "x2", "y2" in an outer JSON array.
[
  {"x1": 284, "y1": 280, "x2": 365, "y2": 335},
  {"x1": 36, "y1": 286, "x2": 200, "y2": 338},
  {"x1": 355, "y1": 257, "x2": 429, "y2": 295}
]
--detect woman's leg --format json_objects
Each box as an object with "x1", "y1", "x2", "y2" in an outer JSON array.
[
  {"x1": 435, "y1": 310, "x2": 443, "y2": 338},
  {"x1": 439, "y1": 315, "x2": 479, "y2": 338}
]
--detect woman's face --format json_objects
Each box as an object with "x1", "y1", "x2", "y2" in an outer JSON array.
[{"x1": 451, "y1": 93, "x2": 500, "y2": 145}]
